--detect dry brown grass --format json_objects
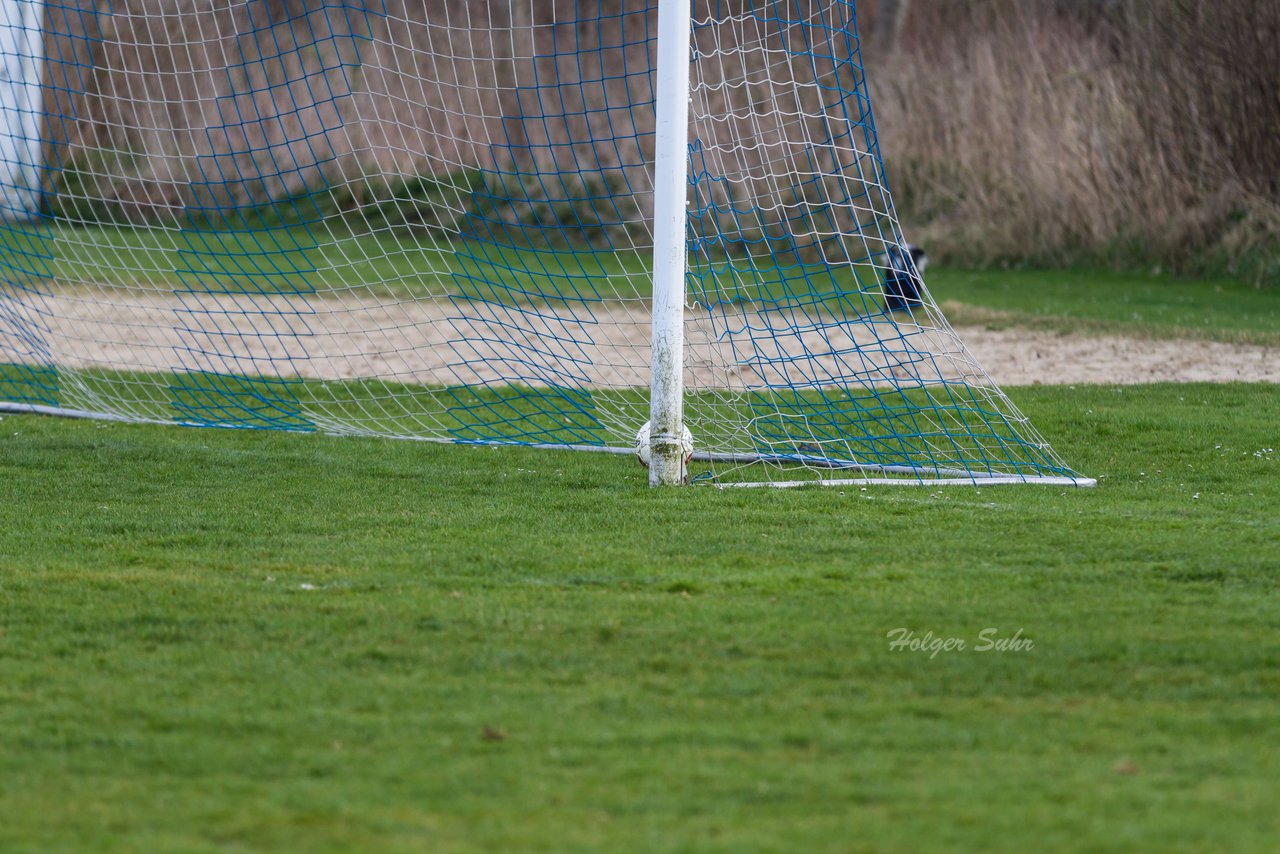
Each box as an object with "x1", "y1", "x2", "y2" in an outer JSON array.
[{"x1": 870, "y1": 0, "x2": 1280, "y2": 285}]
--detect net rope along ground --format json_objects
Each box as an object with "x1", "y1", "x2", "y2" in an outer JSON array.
[{"x1": 1, "y1": 0, "x2": 1091, "y2": 485}]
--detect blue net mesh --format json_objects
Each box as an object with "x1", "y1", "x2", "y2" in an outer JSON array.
[{"x1": 0, "y1": 0, "x2": 1085, "y2": 485}]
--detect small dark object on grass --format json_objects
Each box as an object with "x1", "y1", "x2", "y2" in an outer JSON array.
[{"x1": 883, "y1": 244, "x2": 928, "y2": 314}]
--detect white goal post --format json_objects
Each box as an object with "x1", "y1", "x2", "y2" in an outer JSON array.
[
  {"x1": 650, "y1": 0, "x2": 694, "y2": 487},
  {"x1": 0, "y1": 0, "x2": 45, "y2": 218}
]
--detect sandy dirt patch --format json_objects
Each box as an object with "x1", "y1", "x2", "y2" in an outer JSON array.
[
  {"x1": 13, "y1": 292, "x2": 1278, "y2": 388},
  {"x1": 958, "y1": 328, "x2": 1277, "y2": 385}
]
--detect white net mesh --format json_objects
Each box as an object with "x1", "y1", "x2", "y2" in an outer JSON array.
[{"x1": 0, "y1": 0, "x2": 1085, "y2": 485}]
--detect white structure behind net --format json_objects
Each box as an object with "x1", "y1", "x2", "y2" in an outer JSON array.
[{"x1": 0, "y1": 0, "x2": 1086, "y2": 486}]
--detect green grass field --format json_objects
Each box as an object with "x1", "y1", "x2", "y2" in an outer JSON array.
[
  {"x1": 2, "y1": 381, "x2": 1278, "y2": 851},
  {"x1": 0, "y1": 222, "x2": 654, "y2": 301},
  {"x1": 1, "y1": 250, "x2": 1278, "y2": 851},
  {"x1": 932, "y1": 268, "x2": 1280, "y2": 345}
]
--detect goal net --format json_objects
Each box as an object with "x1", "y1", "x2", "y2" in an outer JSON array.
[{"x1": 0, "y1": 0, "x2": 1090, "y2": 487}]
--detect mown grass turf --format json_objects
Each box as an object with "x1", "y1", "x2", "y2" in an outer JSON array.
[
  {"x1": 932, "y1": 268, "x2": 1280, "y2": 345},
  {"x1": 1, "y1": 383, "x2": 1277, "y2": 852}
]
